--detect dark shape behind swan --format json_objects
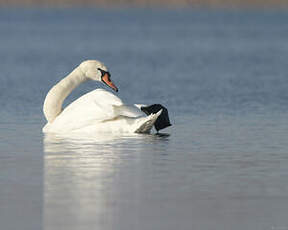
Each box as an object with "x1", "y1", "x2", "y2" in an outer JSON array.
[{"x1": 141, "y1": 104, "x2": 172, "y2": 132}]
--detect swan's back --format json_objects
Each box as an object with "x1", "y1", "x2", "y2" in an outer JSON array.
[
  {"x1": 43, "y1": 89, "x2": 123, "y2": 132},
  {"x1": 43, "y1": 89, "x2": 150, "y2": 133}
]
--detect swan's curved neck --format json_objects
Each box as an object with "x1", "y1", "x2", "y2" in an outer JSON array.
[{"x1": 43, "y1": 66, "x2": 87, "y2": 123}]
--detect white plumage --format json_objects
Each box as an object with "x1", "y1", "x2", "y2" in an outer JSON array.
[{"x1": 43, "y1": 60, "x2": 162, "y2": 134}]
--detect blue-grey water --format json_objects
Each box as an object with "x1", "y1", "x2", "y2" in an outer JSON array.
[{"x1": 1, "y1": 8, "x2": 288, "y2": 230}]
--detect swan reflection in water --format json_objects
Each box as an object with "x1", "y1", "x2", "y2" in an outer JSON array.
[{"x1": 43, "y1": 132, "x2": 170, "y2": 230}]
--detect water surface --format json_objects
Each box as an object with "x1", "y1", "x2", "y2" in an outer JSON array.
[{"x1": 0, "y1": 8, "x2": 288, "y2": 230}]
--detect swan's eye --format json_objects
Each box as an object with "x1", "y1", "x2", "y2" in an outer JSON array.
[
  {"x1": 97, "y1": 68, "x2": 107, "y2": 77},
  {"x1": 98, "y1": 68, "x2": 111, "y2": 81}
]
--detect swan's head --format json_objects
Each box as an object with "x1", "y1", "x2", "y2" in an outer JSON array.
[{"x1": 79, "y1": 60, "x2": 118, "y2": 92}]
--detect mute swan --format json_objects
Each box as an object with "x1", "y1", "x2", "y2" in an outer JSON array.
[{"x1": 43, "y1": 60, "x2": 171, "y2": 134}]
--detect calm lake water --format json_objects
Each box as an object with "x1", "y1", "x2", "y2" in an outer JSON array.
[{"x1": 0, "y1": 8, "x2": 288, "y2": 230}]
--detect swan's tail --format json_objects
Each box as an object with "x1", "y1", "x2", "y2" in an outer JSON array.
[{"x1": 134, "y1": 110, "x2": 162, "y2": 134}]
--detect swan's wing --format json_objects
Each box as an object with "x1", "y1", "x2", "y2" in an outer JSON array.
[
  {"x1": 46, "y1": 89, "x2": 144, "y2": 132},
  {"x1": 112, "y1": 104, "x2": 144, "y2": 118}
]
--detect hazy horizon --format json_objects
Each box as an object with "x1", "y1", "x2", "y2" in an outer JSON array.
[{"x1": 0, "y1": 0, "x2": 288, "y2": 8}]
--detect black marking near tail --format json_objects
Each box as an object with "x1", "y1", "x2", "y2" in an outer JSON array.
[{"x1": 141, "y1": 104, "x2": 172, "y2": 132}]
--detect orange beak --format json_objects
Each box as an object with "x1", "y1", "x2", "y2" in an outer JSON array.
[{"x1": 101, "y1": 72, "x2": 118, "y2": 92}]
